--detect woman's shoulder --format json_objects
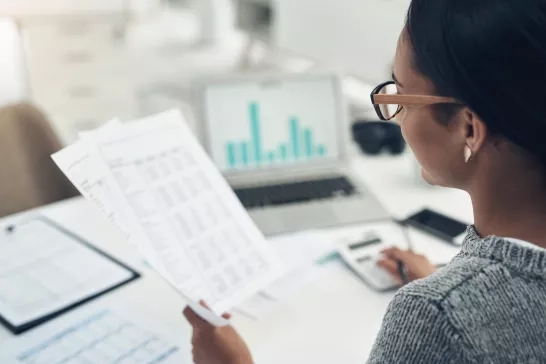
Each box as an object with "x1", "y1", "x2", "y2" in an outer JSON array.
[
  {"x1": 369, "y1": 266, "x2": 471, "y2": 363},
  {"x1": 370, "y1": 254, "x2": 493, "y2": 361},
  {"x1": 398, "y1": 251, "x2": 493, "y2": 305}
]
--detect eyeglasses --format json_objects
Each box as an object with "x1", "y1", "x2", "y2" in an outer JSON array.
[{"x1": 370, "y1": 80, "x2": 461, "y2": 121}]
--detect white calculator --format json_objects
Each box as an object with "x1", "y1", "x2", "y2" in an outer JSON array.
[{"x1": 338, "y1": 231, "x2": 401, "y2": 292}]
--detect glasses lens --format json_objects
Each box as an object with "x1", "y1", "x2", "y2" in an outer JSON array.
[{"x1": 378, "y1": 83, "x2": 401, "y2": 120}]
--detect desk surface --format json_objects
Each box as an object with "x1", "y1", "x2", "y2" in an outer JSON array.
[{"x1": 0, "y1": 152, "x2": 472, "y2": 363}]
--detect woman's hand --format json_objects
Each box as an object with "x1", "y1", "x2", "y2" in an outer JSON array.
[
  {"x1": 183, "y1": 301, "x2": 253, "y2": 364},
  {"x1": 377, "y1": 247, "x2": 438, "y2": 284}
]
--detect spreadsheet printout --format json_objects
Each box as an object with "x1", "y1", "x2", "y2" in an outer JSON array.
[
  {"x1": 52, "y1": 141, "x2": 165, "y2": 273},
  {"x1": 0, "y1": 309, "x2": 188, "y2": 364},
  {"x1": 51, "y1": 142, "x2": 130, "y2": 236},
  {"x1": 53, "y1": 110, "x2": 283, "y2": 324}
]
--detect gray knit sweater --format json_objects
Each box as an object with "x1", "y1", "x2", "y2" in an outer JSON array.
[{"x1": 367, "y1": 226, "x2": 546, "y2": 363}]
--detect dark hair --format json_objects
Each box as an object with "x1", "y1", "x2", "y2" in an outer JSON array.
[{"x1": 406, "y1": 0, "x2": 546, "y2": 165}]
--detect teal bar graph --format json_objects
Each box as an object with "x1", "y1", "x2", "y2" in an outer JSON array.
[
  {"x1": 250, "y1": 102, "x2": 261, "y2": 164},
  {"x1": 290, "y1": 118, "x2": 300, "y2": 160},
  {"x1": 225, "y1": 102, "x2": 328, "y2": 169},
  {"x1": 317, "y1": 145, "x2": 327, "y2": 156},
  {"x1": 280, "y1": 144, "x2": 288, "y2": 160},
  {"x1": 241, "y1": 142, "x2": 249, "y2": 165},
  {"x1": 227, "y1": 144, "x2": 236, "y2": 167}
]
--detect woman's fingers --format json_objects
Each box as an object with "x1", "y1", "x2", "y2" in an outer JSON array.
[
  {"x1": 199, "y1": 300, "x2": 232, "y2": 320},
  {"x1": 376, "y1": 258, "x2": 399, "y2": 275},
  {"x1": 183, "y1": 306, "x2": 209, "y2": 331},
  {"x1": 379, "y1": 247, "x2": 438, "y2": 282},
  {"x1": 381, "y1": 247, "x2": 411, "y2": 262},
  {"x1": 377, "y1": 259, "x2": 403, "y2": 284},
  {"x1": 184, "y1": 300, "x2": 232, "y2": 328}
]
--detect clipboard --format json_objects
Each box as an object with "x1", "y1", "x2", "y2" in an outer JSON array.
[{"x1": 0, "y1": 217, "x2": 140, "y2": 335}]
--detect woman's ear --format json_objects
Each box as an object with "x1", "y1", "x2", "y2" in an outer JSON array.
[{"x1": 462, "y1": 108, "x2": 488, "y2": 154}]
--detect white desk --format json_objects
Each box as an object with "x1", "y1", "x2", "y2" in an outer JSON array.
[{"x1": 0, "y1": 152, "x2": 472, "y2": 363}]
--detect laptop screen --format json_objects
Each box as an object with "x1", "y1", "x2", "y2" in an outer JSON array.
[{"x1": 202, "y1": 75, "x2": 342, "y2": 173}]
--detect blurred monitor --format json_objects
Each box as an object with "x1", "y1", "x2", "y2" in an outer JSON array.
[{"x1": 197, "y1": 73, "x2": 345, "y2": 174}]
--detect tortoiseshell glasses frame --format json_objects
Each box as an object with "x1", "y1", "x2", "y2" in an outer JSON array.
[{"x1": 370, "y1": 80, "x2": 461, "y2": 121}]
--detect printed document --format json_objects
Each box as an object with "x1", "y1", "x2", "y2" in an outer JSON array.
[
  {"x1": 52, "y1": 110, "x2": 283, "y2": 325},
  {"x1": 0, "y1": 219, "x2": 136, "y2": 331},
  {"x1": 0, "y1": 308, "x2": 188, "y2": 364}
]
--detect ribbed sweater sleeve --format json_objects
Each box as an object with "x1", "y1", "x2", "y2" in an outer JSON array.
[{"x1": 367, "y1": 292, "x2": 465, "y2": 363}]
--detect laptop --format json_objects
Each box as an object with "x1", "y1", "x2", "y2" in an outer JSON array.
[{"x1": 194, "y1": 72, "x2": 390, "y2": 236}]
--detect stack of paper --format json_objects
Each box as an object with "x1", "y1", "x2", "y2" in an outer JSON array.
[
  {"x1": 236, "y1": 231, "x2": 337, "y2": 320},
  {"x1": 262, "y1": 231, "x2": 335, "y2": 300},
  {"x1": 52, "y1": 110, "x2": 283, "y2": 326}
]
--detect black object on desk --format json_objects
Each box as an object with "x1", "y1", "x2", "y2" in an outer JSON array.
[
  {"x1": 401, "y1": 208, "x2": 468, "y2": 246},
  {"x1": 352, "y1": 120, "x2": 406, "y2": 155}
]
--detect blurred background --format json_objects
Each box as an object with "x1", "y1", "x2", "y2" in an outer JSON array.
[{"x1": 0, "y1": 0, "x2": 408, "y2": 144}]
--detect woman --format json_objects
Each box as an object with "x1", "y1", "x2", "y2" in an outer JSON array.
[{"x1": 183, "y1": 0, "x2": 546, "y2": 362}]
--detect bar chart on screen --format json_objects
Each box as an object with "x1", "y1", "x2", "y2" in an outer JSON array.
[
  {"x1": 204, "y1": 77, "x2": 340, "y2": 171},
  {"x1": 225, "y1": 102, "x2": 328, "y2": 169}
]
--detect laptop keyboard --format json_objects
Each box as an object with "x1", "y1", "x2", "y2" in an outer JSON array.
[{"x1": 233, "y1": 176, "x2": 357, "y2": 209}]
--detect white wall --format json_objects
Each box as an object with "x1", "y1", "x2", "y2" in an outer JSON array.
[
  {"x1": 275, "y1": 0, "x2": 409, "y2": 84},
  {"x1": 0, "y1": 0, "x2": 163, "y2": 15},
  {"x1": 0, "y1": 18, "x2": 26, "y2": 106},
  {"x1": 0, "y1": 0, "x2": 124, "y2": 15}
]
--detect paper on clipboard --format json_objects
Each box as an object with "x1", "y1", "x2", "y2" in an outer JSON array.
[{"x1": 0, "y1": 219, "x2": 138, "y2": 333}]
